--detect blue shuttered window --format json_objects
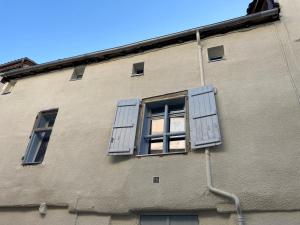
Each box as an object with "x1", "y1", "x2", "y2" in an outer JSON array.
[
  {"x1": 108, "y1": 99, "x2": 140, "y2": 155},
  {"x1": 188, "y1": 85, "x2": 221, "y2": 149}
]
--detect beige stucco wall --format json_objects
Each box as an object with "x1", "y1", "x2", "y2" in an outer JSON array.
[{"x1": 0, "y1": 0, "x2": 299, "y2": 224}]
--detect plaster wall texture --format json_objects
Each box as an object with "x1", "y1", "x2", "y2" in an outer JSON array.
[
  {"x1": 0, "y1": 208, "x2": 76, "y2": 225},
  {"x1": 0, "y1": 28, "x2": 298, "y2": 211},
  {"x1": 0, "y1": 0, "x2": 299, "y2": 224}
]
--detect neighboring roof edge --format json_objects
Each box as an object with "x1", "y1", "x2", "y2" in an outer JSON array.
[
  {"x1": 0, "y1": 57, "x2": 37, "y2": 68},
  {"x1": 247, "y1": 0, "x2": 280, "y2": 14},
  {"x1": 0, "y1": 8, "x2": 280, "y2": 82}
]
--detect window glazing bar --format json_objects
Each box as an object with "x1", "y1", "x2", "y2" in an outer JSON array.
[
  {"x1": 33, "y1": 127, "x2": 52, "y2": 133},
  {"x1": 163, "y1": 104, "x2": 169, "y2": 153},
  {"x1": 166, "y1": 131, "x2": 185, "y2": 136}
]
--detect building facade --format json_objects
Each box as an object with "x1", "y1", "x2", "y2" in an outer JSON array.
[{"x1": 0, "y1": 0, "x2": 299, "y2": 224}]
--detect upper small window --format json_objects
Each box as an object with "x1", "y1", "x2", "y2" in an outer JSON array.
[
  {"x1": 22, "y1": 109, "x2": 58, "y2": 165},
  {"x1": 1, "y1": 80, "x2": 16, "y2": 95},
  {"x1": 132, "y1": 62, "x2": 144, "y2": 76},
  {"x1": 207, "y1": 45, "x2": 224, "y2": 62},
  {"x1": 139, "y1": 97, "x2": 186, "y2": 155},
  {"x1": 70, "y1": 65, "x2": 86, "y2": 81}
]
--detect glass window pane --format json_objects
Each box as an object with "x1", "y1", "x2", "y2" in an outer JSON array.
[
  {"x1": 150, "y1": 141, "x2": 163, "y2": 154},
  {"x1": 140, "y1": 215, "x2": 168, "y2": 225},
  {"x1": 169, "y1": 102, "x2": 184, "y2": 112},
  {"x1": 35, "y1": 131, "x2": 51, "y2": 162},
  {"x1": 37, "y1": 112, "x2": 57, "y2": 128},
  {"x1": 169, "y1": 140, "x2": 185, "y2": 152},
  {"x1": 150, "y1": 106, "x2": 165, "y2": 115},
  {"x1": 151, "y1": 119, "x2": 164, "y2": 134},
  {"x1": 170, "y1": 117, "x2": 185, "y2": 133},
  {"x1": 24, "y1": 131, "x2": 51, "y2": 163}
]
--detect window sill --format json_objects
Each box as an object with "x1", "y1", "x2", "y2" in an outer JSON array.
[
  {"x1": 208, "y1": 58, "x2": 226, "y2": 63},
  {"x1": 22, "y1": 162, "x2": 42, "y2": 166},
  {"x1": 131, "y1": 73, "x2": 144, "y2": 77},
  {"x1": 69, "y1": 78, "x2": 82, "y2": 81},
  {"x1": 136, "y1": 151, "x2": 187, "y2": 157}
]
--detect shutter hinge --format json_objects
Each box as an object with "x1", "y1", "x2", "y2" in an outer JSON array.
[
  {"x1": 214, "y1": 87, "x2": 217, "y2": 94},
  {"x1": 110, "y1": 137, "x2": 114, "y2": 143}
]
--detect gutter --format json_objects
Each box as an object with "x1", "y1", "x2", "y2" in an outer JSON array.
[{"x1": 0, "y1": 8, "x2": 279, "y2": 82}]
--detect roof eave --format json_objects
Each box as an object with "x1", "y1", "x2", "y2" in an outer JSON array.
[{"x1": 0, "y1": 8, "x2": 280, "y2": 82}]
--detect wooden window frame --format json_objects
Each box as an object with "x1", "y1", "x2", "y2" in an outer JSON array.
[
  {"x1": 22, "y1": 109, "x2": 58, "y2": 166},
  {"x1": 137, "y1": 91, "x2": 190, "y2": 157}
]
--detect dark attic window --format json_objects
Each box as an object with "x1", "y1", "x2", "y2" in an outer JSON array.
[
  {"x1": 207, "y1": 46, "x2": 225, "y2": 62},
  {"x1": 70, "y1": 65, "x2": 86, "y2": 81},
  {"x1": 132, "y1": 62, "x2": 144, "y2": 76}
]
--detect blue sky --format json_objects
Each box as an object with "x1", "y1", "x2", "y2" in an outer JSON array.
[{"x1": 0, "y1": 0, "x2": 250, "y2": 64}]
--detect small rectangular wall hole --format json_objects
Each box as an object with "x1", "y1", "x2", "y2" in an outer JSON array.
[
  {"x1": 70, "y1": 65, "x2": 86, "y2": 81},
  {"x1": 1, "y1": 80, "x2": 16, "y2": 95},
  {"x1": 132, "y1": 62, "x2": 144, "y2": 76},
  {"x1": 207, "y1": 45, "x2": 224, "y2": 62}
]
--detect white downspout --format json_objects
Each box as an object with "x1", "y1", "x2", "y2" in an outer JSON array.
[
  {"x1": 205, "y1": 149, "x2": 244, "y2": 225},
  {"x1": 196, "y1": 30, "x2": 205, "y2": 86},
  {"x1": 196, "y1": 30, "x2": 245, "y2": 225}
]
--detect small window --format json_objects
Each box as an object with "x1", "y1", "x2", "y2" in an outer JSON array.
[
  {"x1": 207, "y1": 45, "x2": 224, "y2": 62},
  {"x1": 70, "y1": 65, "x2": 86, "y2": 81},
  {"x1": 140, "y1": 215, "x2": 199, "y2": 225},
  {"x1": 132, "y1": 62, "x2": 144, "y2": 76},
  {"x1": 1, "y1": 80, "x2": 16, "y2": 95},
  {"x1": 139, "y1": 98, "x2": 186, "y2": 156},
  {"x1": 22, "y1": 109, "x2": 58, "y2": 165}
]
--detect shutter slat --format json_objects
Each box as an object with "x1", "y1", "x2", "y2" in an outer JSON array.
[
  {"x1": 108, "y1": 99, "x2": 140, "y2": 155},
  {"x1": 188, "y1": 85, "x2": 221, "y2": 149}
]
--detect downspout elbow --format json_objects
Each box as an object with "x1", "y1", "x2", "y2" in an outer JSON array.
[{"x1": 205, "y1": 149, "x2": 244, "y2": 225}]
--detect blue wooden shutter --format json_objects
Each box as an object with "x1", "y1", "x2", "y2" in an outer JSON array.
[
  {"x1": 108, "y1": 99, "x2": 140, "y2": 155},
  {"x1": 188, "y1": 85, "x2": 221, "y2": 149}
]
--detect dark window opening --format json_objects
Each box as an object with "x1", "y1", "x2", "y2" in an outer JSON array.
[
  {"x1": 1, "y1": 80, "x2": 16, "y2": 95},
  {"x1": 23, "y1": 109, "x2": 58, "y2": 165},
  {"x1": 70, "y1": 65, "x2": 86, "y2": 81},
  {"x1": 132, "y1": 62, "x2": 144, "y2": 76},
  {"x1": 208, "y1": 45, "x2": 225, "y2": 62}
]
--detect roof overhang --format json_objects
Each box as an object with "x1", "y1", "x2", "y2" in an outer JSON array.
[{"x1": 0, "y1": 8, "x2": 280, "y2": 82}]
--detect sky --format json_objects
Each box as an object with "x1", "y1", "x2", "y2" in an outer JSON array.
[{"x1": 0, "y1": 0, "x2": 251, "y2": 64}]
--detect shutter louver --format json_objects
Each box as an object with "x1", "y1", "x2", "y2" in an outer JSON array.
[
  {"x1": 108, "y1": 98, "x2": 140, "y2": 155},
  {"x1": 188, "y1": 85, "x2": 221, "y2": 149}
]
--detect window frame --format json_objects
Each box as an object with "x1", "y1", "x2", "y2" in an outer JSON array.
[
  {"x1": 137, "y1": 91, "x2": 190, "y2": 157},
  {"x1": 22, "y1": 109, "x2": 58, "y2": 166}
]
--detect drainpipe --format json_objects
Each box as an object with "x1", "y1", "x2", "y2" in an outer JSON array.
[
  {"x1": 196, "y1": 30, "x2": 205, "y2": 86},
  {"x1": 205, "y1": 149, "x2": 244, "y2": 225},
  {"x1": 196, "y1": 31, "x2": 244, "y2": 225}
]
